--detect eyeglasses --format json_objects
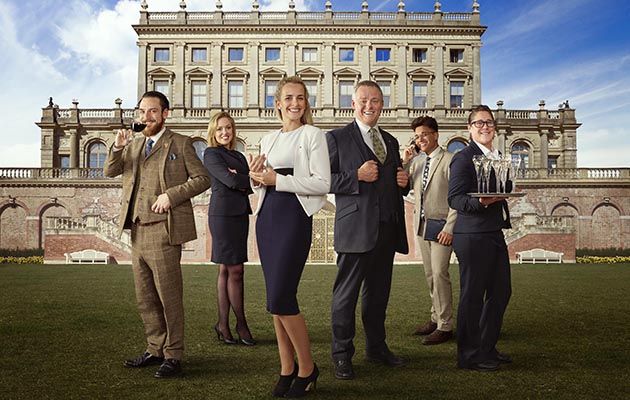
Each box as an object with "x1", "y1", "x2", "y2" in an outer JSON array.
[{"x1": 470, "y1": 119, "x2": 495, "y2": 128}]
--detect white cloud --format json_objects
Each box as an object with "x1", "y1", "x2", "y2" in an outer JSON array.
[{"x1": 0, "y1": 143, "x2": 41, "y2": 168}]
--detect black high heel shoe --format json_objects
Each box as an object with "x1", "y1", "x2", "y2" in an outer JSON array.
[
  {"x1": 237, "y1": 330, "x2": 257, "y2": 346},
  {"x1": 272, "y1": 361, "x2": 298, "y2": 397},
  {"x1": 214, "y1": 324, "x2": 237, "y2": 345},
  {"x1": 285, "y1": 363, "x2": 319, "y2": 398}
]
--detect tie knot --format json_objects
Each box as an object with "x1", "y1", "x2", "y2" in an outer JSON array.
[{"x1": 147, "y1": 138, "x2": 154, "y2": 146}]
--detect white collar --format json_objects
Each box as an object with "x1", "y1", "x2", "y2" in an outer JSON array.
[
  {"x1": 474, "y1": 140, "x2": 499, "y2": 159},
  {"x1": 146, "y1": 126, "x2": 166, "y2": 144},
  {"x1": 355, "y1": 118, "x2": 379, "y2": 135}
]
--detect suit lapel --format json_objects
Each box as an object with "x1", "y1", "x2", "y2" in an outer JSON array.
[
  {"x1": 424, "y1": 148, "x2": 443, "y2": 188},
  {"x1": 156, "y1": 130, "x2": 174, "y2": 192},
  {"x1": 349, "y1": 122, "x2": 372, "y2": 162},
  {"x1": 131, "y1": 137, "x2": 144, "y2": 180}
]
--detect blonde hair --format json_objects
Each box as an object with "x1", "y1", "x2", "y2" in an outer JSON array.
[
  {"x1": 274, "y1": 76, "x2": 314, "y2": 126},
  {"x1": 207, "y1": 111, "x2": 237, "y2": 150}
]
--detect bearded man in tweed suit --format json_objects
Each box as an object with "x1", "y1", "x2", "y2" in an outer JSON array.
[{"x1": 104, "y1": 91, "x2": 210, "y2": 378}]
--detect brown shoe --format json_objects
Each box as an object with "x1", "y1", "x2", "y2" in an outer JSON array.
[
  {"x1": 412, "y1": 321, "x2": 437, "y2": 336},
  {"x1": 422, "y1": 329, "x2": 453, "y2": 345}
]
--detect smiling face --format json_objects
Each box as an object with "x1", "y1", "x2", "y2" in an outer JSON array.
[
  {"x1": 214, "y1": 117, "x2": 234, "y2": 147},
  {"x1": 414, "y1": 125, "x2": 439, "y2": 155},
  {"x1": 468, "y1": 110, "x2": 496, "y2": 149},
  {"x1": 352, "y1": 84, "x2": 383, "y2": 127},
  {"x1": 137, "y1": 96, "x2": 168, "y2": 137},
  {"x1": 276, "y1": 82, "x2": 307, "y2": 128}
]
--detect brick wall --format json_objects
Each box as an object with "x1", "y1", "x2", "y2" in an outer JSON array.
[
  {"x1": 508, "y1": 233, "x2": 576, "y2": 262},
  {"x1": 44, "y1": 234, "x2": 131, "y2": 263}
]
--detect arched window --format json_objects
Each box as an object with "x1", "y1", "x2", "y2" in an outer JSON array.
[
  {"x1": 87, "y1": 142, "x2": 107, "y2": 168},
  {"x1": 192, "y1": 139, "x2": 208, "y2": 161},
  {"x1": 447, "y1": 138, "x2": 467, "y2": 154},
  {"x1": 511, "y1": 141, "x2": 530, "y2": 169}
]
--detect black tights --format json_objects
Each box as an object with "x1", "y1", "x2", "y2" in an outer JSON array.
[{"x1": 216, "y1": 264, "x2": 252, "y2": 340}]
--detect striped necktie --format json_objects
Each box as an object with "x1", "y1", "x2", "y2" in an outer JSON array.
[
  {"x1": 145, "y1": 138, "x2": 154, "y2": 158},
  {"x1": 369, "y1": 127, "x2": 386, "y2": 163},
  {"x1": 420, "y1": 156, "x2": 431, "y2": 219}
]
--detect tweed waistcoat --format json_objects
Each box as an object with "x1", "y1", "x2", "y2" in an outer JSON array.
[{"x1": 131, "y1": 140, "x2": 168, "y2": 224}]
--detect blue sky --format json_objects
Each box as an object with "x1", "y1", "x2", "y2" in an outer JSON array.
[{"x1": 1, "y1": 0, "x2": 629, "y2": 167}]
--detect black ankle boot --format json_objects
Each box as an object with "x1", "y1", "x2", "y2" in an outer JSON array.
[
  {"x1": 285, "y1": 363, "x2": 319, "y2": 398},
  {"x1": 272, "y1": 361, "x2": 298, "y2": 397}
]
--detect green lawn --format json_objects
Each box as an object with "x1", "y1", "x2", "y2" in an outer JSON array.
[{"x1": 1, "y1": 263, "x2": 628, "y2": 399}]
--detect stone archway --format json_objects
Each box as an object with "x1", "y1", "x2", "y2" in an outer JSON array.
[
  {"x1": 39, "y1": 204, "x2": 70, "y2": 249},
  {"x1": 0, "y1": 205, "x2": 27, "y2": 250},
  {"x1": 591, "y1": 204, "x2": 621, "y2": 249},
  {"x1": 551, "y1": 203, "x2": 580, "y2": 247}
]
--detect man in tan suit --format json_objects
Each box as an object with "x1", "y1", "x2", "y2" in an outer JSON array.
[
  {"x1": 104, "y1": 91, "x2": 210, "y2": 378},
  {"x1": 403, "y1": 116, "x2": 457, "y2": 345}
]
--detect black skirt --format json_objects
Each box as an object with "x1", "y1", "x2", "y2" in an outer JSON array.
[
  {"x1": 209, "y1": 214, "x2": 249, "y2": 265},
  {"x1": 256, "y1": 177, "x2": 312, "y2": 315}
]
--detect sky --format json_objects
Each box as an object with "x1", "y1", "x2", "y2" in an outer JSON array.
[{"x1": 1, "y1": 0, "x2": 629, "y2": 167}]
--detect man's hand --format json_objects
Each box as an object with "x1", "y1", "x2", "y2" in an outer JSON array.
[
  {"x1": 114, "y1": 129, "x2": 133, "y2": 148},
  {"x1": 402, "y1": 145, "x2": 416, "y2": 165},
  {"x1": 479, "y1": 196, "x2": 503, "y2": 207},
  {"x1": 396, "y1": 167, "x2": 409, "y2": 188},
  {"x1": 357, "y1": 160, "x2": 379, "y2": 182},
  {"x1": 249, "y1": 168, "x2": 277, "y2": 186},
  {"x1": 248, "y1": 153, "x2": 266, "y2": 173},
  {"x1": 437, "y1": 231, "x2": 453, "y2": 246},
  {"x1": 151, "y1": 193, "x2": 172, "y2": 214}
]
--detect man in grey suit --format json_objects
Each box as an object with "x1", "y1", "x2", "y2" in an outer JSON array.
[
  {"x1": 402, "y1": 116, "x2": 457, "y2": 345},
  {"x1": 326, "y1": 81, "x2": 409, "y2": 380},
  {"x1": 104, "y1": 91, "x2": 210, "y2": 378}
]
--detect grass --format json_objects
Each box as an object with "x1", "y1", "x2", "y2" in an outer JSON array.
[{"x1": 0, "y1": 263, "x2": 629, "y2": 399}]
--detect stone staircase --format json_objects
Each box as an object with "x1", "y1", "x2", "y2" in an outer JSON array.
[{"x1": 45, "y1": 216, "x2": 132, "y2": 254}]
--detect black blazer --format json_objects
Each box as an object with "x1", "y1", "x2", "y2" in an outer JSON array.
[
  {"x1": 447, "y1": 141, "x2": 511, "y2": 233},
  {"x1": 203, "y1": 146, "x2": 252, "y2": 216},
  {"x1": 327, "y1": 121, "x2": 409, "y2": 254}
]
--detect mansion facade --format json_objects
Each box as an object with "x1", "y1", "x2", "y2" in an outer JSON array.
[{"x1": 1, "y1": 1, "x2": 628, "y2": 263}]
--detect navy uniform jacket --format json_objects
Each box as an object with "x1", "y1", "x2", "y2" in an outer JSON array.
[{"x1": 203, "y1": 146, "x2": 252, "y2": 217}]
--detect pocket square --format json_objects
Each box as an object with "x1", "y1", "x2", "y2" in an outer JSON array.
[{"x1": 168, "y1": 153, "x2": 177, "y2": 160}]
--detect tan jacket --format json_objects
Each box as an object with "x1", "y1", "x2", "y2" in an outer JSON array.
[
  {"x1": 104, "y1": 128, "x2": 211, "y2": 245},
  {"x1": 406, "y1": 146, "x2": 457, "y2": 237}
]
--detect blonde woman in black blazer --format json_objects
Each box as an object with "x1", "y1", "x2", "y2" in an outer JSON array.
[{"x1": 203, "y1": 111, "x2": 255, "y2": 346}]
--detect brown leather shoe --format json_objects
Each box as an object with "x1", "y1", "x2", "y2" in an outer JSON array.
[
  {"x1": 412, "y1": 321, "x2": 437, "y2": 336},
  {"x1": 422, "y1": 329, "x2": 453, "y2": 345}
]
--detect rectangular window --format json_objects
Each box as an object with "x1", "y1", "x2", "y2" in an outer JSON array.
[
  {"x1": 412, "y1": 48, "x2": 427, "y2": 63},
  {"x1": 377, "y1": 81, "x2": 391, "y2": 108},
  {"x1": 154, "y1": 80, "x2": 170, "y2": 100},
  {"x1": 450, "y1": 82, "x2": 464, "y2": 108},
  {"x1": 154, "y1": 48, "x2": 170, "y2": 62},
  {"x1": 228, "y1": 48, "x2": 244, "y2": 62},
  {"x1": 375, "y1": 48, "x2": 391, "y2": 62},
  {"x1": 339, "y1": 81, "x2": 354, "y2": 108},
  {"x1": 60, "y1": 155, "x2": 70, "y2": 169},
  {"x1": 339, "y1": 48, "x2": 354, "y2": 62},
  {"x1": 450, "y1": 49, "x2": 464, "y2": 63},
  {"x1": 228, "y1": 81, "x2": 244, "y2": 108},
  {"x1": 303, "y1": 80, "x2": 317, "y2": 107},
  {"x1": 265, "y1": 48, "x2": 281, "y2": 62},
  {"x1": 302, "y1": 48, "x2": 317, "y2": 62},
  {"x1": 413, "y1": 81, "x2": 428, "y2": 108},
  {"x1": 191, "y1": 81, "x2": 207, "y2": 108},
  {"x1": 191, "y1": 48, "x2": 207, "y2": 62},
  {"x1": 548, "y1": 156, "x2": 559, "y2": 170},
  {"x1": 265, "y1": 80, "x2": 278, "y2": 109}
]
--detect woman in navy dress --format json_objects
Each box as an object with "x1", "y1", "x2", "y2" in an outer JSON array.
[
  {"x1": 249, "y1": 76, "x2": 330, "y2": 397},
  {"x1": 203, "y1": 111, "x2": 255, "y2": 346}
]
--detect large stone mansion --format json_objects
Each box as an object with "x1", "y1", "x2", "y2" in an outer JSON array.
[{"x1": 1, "y1": 1, "x2": 628, "y2": 263}]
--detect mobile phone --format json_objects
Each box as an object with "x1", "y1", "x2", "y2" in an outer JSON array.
[{"x1": 409, "y1": 138, "x2": 420, "y2": 153}]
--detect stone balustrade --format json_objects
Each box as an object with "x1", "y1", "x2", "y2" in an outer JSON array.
[{"x1": 46, "y1": 216, "x2": 131, "y2": 252}]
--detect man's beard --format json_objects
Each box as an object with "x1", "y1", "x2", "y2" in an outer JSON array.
[{"x1": 143, "y1": 119, "x2": 164, "y2": 137}]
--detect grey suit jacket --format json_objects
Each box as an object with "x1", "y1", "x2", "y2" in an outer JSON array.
[
  {"x1": 326, "y1": 121, "x2": 409, "y2": 254},
  {"x1": 407, "y1": 147, "x2": 457, "y2": 237}
]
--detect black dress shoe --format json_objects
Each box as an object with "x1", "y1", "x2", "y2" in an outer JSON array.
[
  {"x1": 366, "y1": 350, "x2": 406, "y2": 367},
  {"x1": 461, "y1": 360, "x2": 500, "y2": 372},
  {"x1": 214, "y1": 324, "x2": 237, "y2": 345},
  {"x1": 412, "y1": 321, "x2": 438, "y2": 336},
  {"x1": 495, "y1": 352, "x2": 512, "y2": 364},
  {"x1": 123, "y1": 352, "x2": 164, "y2": 368},
  {"x1": 154, "y1": 359, "x2": 182, "y2": 378},
  {"x1": 237, "y1": 334, "x2": 257, "y2": 346},
  {"x1": 334, "y1": 359, "x2": 354, "y2": 380}
]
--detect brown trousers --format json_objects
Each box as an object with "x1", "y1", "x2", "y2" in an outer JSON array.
[{"x1": 131, "y1": 221, "x2": 184, "y2": 360}]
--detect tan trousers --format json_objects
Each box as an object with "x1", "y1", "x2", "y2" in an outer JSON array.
[
  {"x1": 131, "y1": 221, "x2": 184, "y2": 360},
  {"x1": 418, "y1": 235, "x2": 454, "y2": 332}
]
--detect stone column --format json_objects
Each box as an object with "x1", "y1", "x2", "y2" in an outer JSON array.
[
  {"x1": 247, "y1": 41, "x2": 260, "y2": 116},
  {"x1": 211, "y1": 42, "x2": 223, "y2": 108},
  {"x1": 69, "y1": 130, "x2": 79, "y2": 168},
  {"x1": 287, "y1": 42, "x2": 296, "y2": 76},
  {"x1": 137, "y1": 42, "x2": 148, "y2": 100},
  {"x1": 472, "y1": 43, "x2": 481, "y2": 106},
  {"x1": 360, "y1": 42, "x2": 371, "y2": 81},
  {"x1": 173, "y1": 42, "x2": 186, "y2": 110},
  {"x1": 433, "y1": 42, "x2": 445, "y2": 107},
  {"x1": 540, "y1": 130, "x2": 549, "y2": 169},
  {"x1": 497, "y1": 129, "x2": 506, "y2": 156},
  {"x1": 397, "y1": 42, "x2": 408, "y2": 116},
  {"x1": 322, "y1": 42, "x2": 334, "y2": 117}
]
